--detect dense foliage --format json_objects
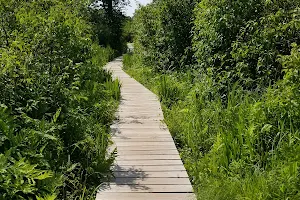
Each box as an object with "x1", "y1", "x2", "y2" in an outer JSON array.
[
  {"x1": 133, "y1": 0, "x2": 196, "y2": 71},
  {"x1": 125, "y1": 0, "x2": 300, "y2": 199},
  {"x1": 122, "y1": 18, "x2": 134, "y2": 43},
  {"x1": 194, "y1": 0, "x2": 300, "y2": 90},
  {"x1": 89, "y1": 0, "x2": 128, "y2": 54},
  {"x1": 0, "y1": 0, "x2": 120, "y2": 199}
]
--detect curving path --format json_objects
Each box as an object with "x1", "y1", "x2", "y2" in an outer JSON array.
[{"x1": 96, "y1": 58, "x2": 195, "y2": 200}]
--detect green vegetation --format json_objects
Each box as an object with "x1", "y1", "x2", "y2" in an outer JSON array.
[
  {"x1": 0, "y1": 0, "x2": 122, "y2": 199},
  {"x1": 124, "y1": 0, "x2": 300, "y2": 199},
  {"x1": 122, "y1": 18, "x2": 134, "y2": 43},
  {"x1": 89, "y1": 0, "x2": 128, "y2": 54}
]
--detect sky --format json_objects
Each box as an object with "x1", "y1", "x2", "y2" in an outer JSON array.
[{"x1": 124, "y1": 0, "x2": 152, "y2": 17}]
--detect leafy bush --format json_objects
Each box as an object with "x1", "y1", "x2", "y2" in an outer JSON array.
[
  {"x1": 0, "y1": 0, "x2": 120, "y2": 199},
  {"x1": 122, "y1": 18, "x2": 134, "y2": 43},
  {"x1": 133, "y1": 0, "x2": 196, "y2": 71},
  {"x1": 193, "y1": 0, "x2": 300, "y2": 90},
  {"x1": 88, "y1": 2, "x2": 127, "y2": 55}
]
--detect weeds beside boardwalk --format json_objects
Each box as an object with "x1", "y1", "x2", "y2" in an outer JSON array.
[
  {"x1": 126, "y1": 0, "x2": 300, "y2": 199},
  {"x1": 0, "y1": 1, "x2": 120, "y2": 199},
  {"x1": 123, "y1": 53, "x2": 300, "y2": 199}
]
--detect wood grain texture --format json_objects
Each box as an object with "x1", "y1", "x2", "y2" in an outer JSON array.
[
  {"x1": 96, "y1": 193, "x2": 195, "y2": 200},
  {"x1": 99, "y1": 184, "x2": 193, "y2": 193}
]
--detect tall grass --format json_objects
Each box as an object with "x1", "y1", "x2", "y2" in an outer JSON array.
[{"x1": 123, "y1": 53, "x2": 300, "y2": 200}]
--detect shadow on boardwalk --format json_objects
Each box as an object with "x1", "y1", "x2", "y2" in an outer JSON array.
[{"x1": 98, "y1": 165, "x2": 150, "y2": 192}]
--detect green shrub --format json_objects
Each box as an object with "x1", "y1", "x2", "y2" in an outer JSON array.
[
  {"x1": 133, "y1": 0, "x2": 196, "y2": 71},
  {"x1": 193, "y1": 0, "x2": 300, "y2": 90},
  {"x1": 88, "y1": 5, "x2": 127, "y2": 55},
  {"x1": 0, "y1": 0, "x2": 120, "y2": 199}
]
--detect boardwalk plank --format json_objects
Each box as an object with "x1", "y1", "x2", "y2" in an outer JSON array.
[
  {"x1": 115, "y1": 150, "x2": 180, "y2": 155},
  {"x1": 114, "y1": 142, "x2": 175, "y2": 146},
  {"x1": 96, "y1": 193, "x2": 195, "y2": 200},
  {"x1": 112, "y1": 165, "x2": 186, "y2": 171},
  {"x1": 114, "y1": 177, "x2": 191, "y2": 185},
  {"x1": 116, "y1": 155, "x2": 180, "y2": 160},
  {"x1": 99, "y1": 184, "x2": 193, "y2": 193},
  {"x1": 116, "y1": 146, "x2": 178, "y2": 151},
  {"x1": 112, "y1": 135, "x2": 173, "y2": 139},
  {"x1": 113, "y1": 137, "x2": 173, "y2": 142},
  {"x1": 114, "y1": 171, "x2": 189, "y2": 178},
  {"x1": 116, "y1": 159, "x2": 183, "y2": 165}
]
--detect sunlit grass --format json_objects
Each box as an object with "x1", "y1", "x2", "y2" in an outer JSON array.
[{"x1": 123, "y1": 53, "x2": 300, "y2": 200}]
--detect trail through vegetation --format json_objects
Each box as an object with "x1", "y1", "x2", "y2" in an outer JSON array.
[{"x1": 124, "y1": 0, "x2": 300, "y2": 199}]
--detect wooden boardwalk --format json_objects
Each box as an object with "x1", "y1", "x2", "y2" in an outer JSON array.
[{"x1": 96, "y1": 58, "x2": 195, "y2": 200}]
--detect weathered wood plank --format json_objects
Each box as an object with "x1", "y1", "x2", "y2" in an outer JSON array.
[
  {"x1": 115, "y1": 150, "x2": 180, "y2": 155},
  {"x1": 112, "y1": 128, "x2": 170, "y2": 133},
  {"x1": 116, "y1": 159, "x2": 183, "y2": 165},
  {"x1": 112, "y1": 133, "x2": 171, "y2": 137},
  {"x1": 99, "y1": 184, "x2": 193, "y2": 193},
  {"x1": 114, "y1": 125, "x2": 168, "y2": 129},
  {"x1": 112, "y1": 135, "x2": 172, "y2": 139},
  {"x1": 114, "y1": 177, "x2": 191, "y2": 185},
  {"x1": 116, "y1": 146, "x2": 177, "y2": 151},
  {"x1": 113, "y1": 132, "x2": 170, "y2": 136},
  {"x1": 96, "y1": 193, "x2": 196, "y2": 200},
  {"x1": 113, "y1": 137, "x2": 173, "y2": 142},
  {"x1": 112, "y1": 165, "x2": 186, "y2": 171},
  {"x1": 118, "y1": 114, "x2": 164, "y2": 118},
  {"x1": 116, "y1": 155, "x2": 180, "y2": 160},
  {"x1": 114, "y1": 142, "x2": 175, "y2": 147},
  {"x1": 110, "y1": 145, "x2": 180, "y2": 152},
  {"x1": 112, "y1": 131, "x2": 170, "y2": 136},
  {"x1": 114, "y1": 171, "x2": 189, "y2": 178},
  {"x1": 114, "y1": 123, "x2": 167, "y2": 128}
]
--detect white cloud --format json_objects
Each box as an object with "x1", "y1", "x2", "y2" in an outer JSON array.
[{"x1": 124, "y1": 0, "x2": 153, "y2": 17}]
